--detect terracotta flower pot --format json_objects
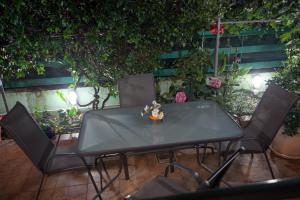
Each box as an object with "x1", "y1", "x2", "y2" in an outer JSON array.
[{"x1": 271, "y1": 127, "x2": 300, "y2": 159}]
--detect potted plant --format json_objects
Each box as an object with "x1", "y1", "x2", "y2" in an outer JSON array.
[
  {"x1": 212, "y1": 55, "x2": 256, "y2": 127},
  {"x1": 270, "y1": 40, "x2": 300, "y2": 159},
  {"x1": 54, "y1": 91, "x2": 81, "y2": 135},
  {"x1": 218, "y1": 88, "x2": 261, "y2": 127},
  {"x1": 33, "y1": 109, "x2": 56, "y2": 139}
]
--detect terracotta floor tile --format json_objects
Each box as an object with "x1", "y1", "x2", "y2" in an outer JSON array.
[
  {"x1": 13, "y1": 191, "x2": 37, "y2": 200},
  {"x1": 118, "y1": 179, "x2": 139, "y2": 197},
  {"x1": 53, "y1": 185, "x2": 87, "y2": 200},
  {"x1": 86, "y1": 182, "x2": 100, "y2": 200},
  {"x1": 55, "y1": 170, "x2": 88, "y2": 187},
  {"x1": 42, "y1": 174, "x2": 60, "y2": 190},
  {"x1": 0, "y1": 160, "x2": 16, "y2": 178},
  {"x1": 1, "y1": 158, "x2": 32, "y2": 180},
  {"x1": 3, "y1": 142, "x2": 300, "y2": 200},
  {"x1": 38, "y1": 189, "x2": 56, "y2": 200},
  {"x1": 5, "y1": 144, "x2": 26, "y2": 161},
  {"x1": 87, "y1": 182, "x2": 122, "y2": 200},
  {"x1": 21, "y1": 167, "x2": 43, "y2": 192},
  {"x1": 3, "y1": 174, "x2": 27, "y2": 194},
  {"x1": 0, "y1": 181, "x2": 7, "y2": 196},
  {"x1": 0, "y1": 194, "x2": 16, "y2": 200}
]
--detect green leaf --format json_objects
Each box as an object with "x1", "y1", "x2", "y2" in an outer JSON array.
[{"x1": 56, "y1": 91, "x2": 67, "y2": 104}]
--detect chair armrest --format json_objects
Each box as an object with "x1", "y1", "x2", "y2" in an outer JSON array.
[{"x1": 165, "y1": 162, "x2": 205, "y2": 185}]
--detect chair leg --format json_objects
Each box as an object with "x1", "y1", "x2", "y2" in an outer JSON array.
[
  {"x1": 100, "y1": 158, "x2": 109, "y2": 177},
  {"x1": 80, "y1": 156, "x2": 103, "y2": 200},
  {"x1": 36, "y1": 174, "x2": 45, "y2": 200},
  {"x1": 201, "y1": 144, "x2": 208, "y2": 163},
  {"x1": 263, "y1": 152, "x2": 275, "y2": 179}
]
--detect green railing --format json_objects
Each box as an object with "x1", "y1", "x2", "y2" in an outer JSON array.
[{"x1": 160, "y1": 44, "x2": 285, "y2": 59}]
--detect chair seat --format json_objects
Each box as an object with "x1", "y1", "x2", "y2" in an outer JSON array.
[
  {"x1": 214, "y1": 140, "x2": 263, "y2": 158},
  {"x1": 214, "y1": 129, "x2": 265, "y2": 154},
  {"x1": 45, "y1": 143, "x2": 95, "y2": 173},
  {"x1": 213, "y1": 141, "x2": 241, "y2": 154},
  {"x1": 241, "y1": 139, "x2": 265, "y2": 153},
  {"x1": 133, "y1": 176, "x2": 189, "y2": 199}
]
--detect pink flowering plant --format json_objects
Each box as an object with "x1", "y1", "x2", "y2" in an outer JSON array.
[
  {"x1": 206, "y1": 76, "x2": 221, "y2": 89},
  {"x1": 175, "y1": 91, "x2": 187, "y2": 103}
]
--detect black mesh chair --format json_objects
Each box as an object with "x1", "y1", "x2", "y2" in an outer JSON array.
[
  {"x1": 125, "y1": 176, "x2": 300, "y2": 200},
  {"x1": 0, "y1": 102, "x2": 100, "y2": 200},
  {"x1": 208, "y1": 83, "x2": 299, "y2": 179},
  {"x1": 118, "y1": 73, "x2": 156, "y2": 107},
  {"x1": 125, "y1": 148, "x2": 243, "y2": 200},
  {"x1": 117, "y1": 73, "x2": 156, "y2": 179}
]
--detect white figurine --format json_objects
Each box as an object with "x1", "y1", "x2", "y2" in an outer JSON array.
[{"x1": 141, "y1": 100, "x2": 164, "y2": 120}]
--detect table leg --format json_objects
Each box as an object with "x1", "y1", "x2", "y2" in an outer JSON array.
[
  {"x1": 223, "y1": 141, "x2": 233, "y2": 163},
  {"x1": 121, "y1": 153, "x2": 130, "y2": 180},
  {"x1": 201, "y1": 144, "x2": 208, "y2": 163},
  {"x1": 218, "y1": 142, "x2": 222, "y2": 166},
  {"x1": 169, "y1": 151, "x2": 175, "y2": 173}
]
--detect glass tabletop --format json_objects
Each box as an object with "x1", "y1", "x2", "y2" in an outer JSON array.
[{"x1": 78, "y1": 100, "x2": 242, "y2": 155}]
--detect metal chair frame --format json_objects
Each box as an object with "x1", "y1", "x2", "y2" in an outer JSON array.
[
  {"x1": 0, "y1": 102, "x2": 104, "y2": 200},
  {"x1": 198, "y1": 84, "x2": 299, "y2": 179}
]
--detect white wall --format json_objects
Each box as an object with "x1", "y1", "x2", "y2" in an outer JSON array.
[
  {"x1": 0, "y1": 72, "x2": 273, "y2": 114},
  {"x1": 0, "y1": 86, "x2": 119, "y2": 114}
]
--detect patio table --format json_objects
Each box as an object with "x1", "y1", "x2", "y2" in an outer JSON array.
[{"x1": 77, "y1": 100, "x2": 242, "y2": 199}]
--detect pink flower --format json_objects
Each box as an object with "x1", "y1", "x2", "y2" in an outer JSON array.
[
  {"x1": 207, "y1": 77, "x2": 221, "y2": 89},
  {"x1": 175, "y1": 91, "x2": 187, "y2": 103}
]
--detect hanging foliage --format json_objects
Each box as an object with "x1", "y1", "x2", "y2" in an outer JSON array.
[{"x1": 0, "y1": 0, "x2": 230, "y2": 83}]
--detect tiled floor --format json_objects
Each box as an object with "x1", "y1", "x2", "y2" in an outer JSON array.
[{"x1": 1, "y1": 138, "x2": 300, "y2": 200}]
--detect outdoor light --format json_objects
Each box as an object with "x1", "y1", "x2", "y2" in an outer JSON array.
[
  {"x1": 68, "y1": 90, "x2": 78, "y2": 105},
  {"x1": 252, "y1": 75, "x2": 263, "y2": 89}
]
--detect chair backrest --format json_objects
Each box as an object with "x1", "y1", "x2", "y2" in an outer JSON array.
[
  {"x1": 243, "y1": 83, "x2": 299, "y2": 151},
  {"x1": 204, "y1": 147, "x2": 243, "y2": 189},
  {"x1": 118, "y1": 73, "x2": 156, "y2": 107},
  {"x1": 0, "y1": 102, "x2": 54, "y2": 172}
]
